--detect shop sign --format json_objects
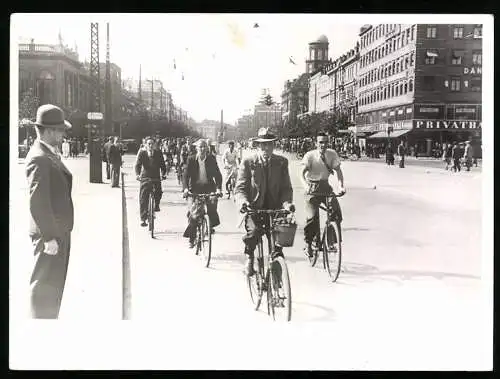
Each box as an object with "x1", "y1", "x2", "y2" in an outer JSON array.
[
  {"x1": 414, "y1": 104, "x2": 445, "y2": 119},
  {"x1": 413, "y1": 120, "x2": 482, "y2": 129},
  {"x1": 463, "y1": 67, "x2": 482, "y2": 75}
]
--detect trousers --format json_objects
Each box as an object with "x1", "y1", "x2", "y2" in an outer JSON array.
[
  {"x1": 139, "y1": 179, "x2": 162, "y2": 221},
  {"x1": 105, "y1": 161, "x2": 111, "y2": 180},
  {"x1": 30, "y1": 233, "x2": 71, "y2": 319},
  {"x1": 183, "y1": 185, "x2": 220, "y2": 239},
  {"x1": 111, "y1": 164, "x2": 121, "y2": 187},
  {"x1": 303, "y1": 184, "x2": 343, "y2": 245}
]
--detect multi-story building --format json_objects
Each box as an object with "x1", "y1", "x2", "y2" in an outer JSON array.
[
  {"x1": 236, "y1": 113, "x2": 255, "y2": 139},
  {"x1": 122, "y1": 77, "x2": 168, "y2": 115},
  {"x1": 253, "y1": 102, "x2": 283, "y2": 130},
  {"x1": 308, "y1": 66, "x2": 331, "y2": 113},
  {"x1": 356, "y1": 23, "x2": 482, "y2": 155}
]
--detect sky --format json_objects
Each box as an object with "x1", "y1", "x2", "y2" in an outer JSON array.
[{"x1": 11, "y1": 13, "x2": 490, "y2": 124}]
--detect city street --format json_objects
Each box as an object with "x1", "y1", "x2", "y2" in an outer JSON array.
[{"x1": 121, "y1": 146, "x2": 488, "y2": 370}]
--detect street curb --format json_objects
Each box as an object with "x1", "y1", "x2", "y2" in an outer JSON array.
[{"x1": 122, "y1": 172, "x2": 132, "y2": 320}]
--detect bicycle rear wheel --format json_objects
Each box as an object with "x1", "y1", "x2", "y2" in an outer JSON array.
[
  {"x1": 323, "y1": 221, "x2": 342, "y2": 282},
  {"x1": 267, "y1": 256, "x2": 292, "y2": 321},
  {"x1": 308, "y1": 234, "x2": 320, "y2": 267},
  {"x1": 200, "y1": 215, "x2": 212, "y2": 267},
  {"x1": 148, "y1": 193, "x2": 155, "y2": 238},
  {"x1": 247, "y1": 241, "x2": 264, "y2": 310}
]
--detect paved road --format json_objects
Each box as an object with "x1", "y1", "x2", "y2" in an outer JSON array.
[{"x1": 122, "y1": 147, "x2": 489, "y2": 370}]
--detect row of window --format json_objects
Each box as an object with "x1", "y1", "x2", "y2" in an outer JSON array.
[
  {"x1": 424, "y1": 50, "x2": 482, "y2": 65},
  {"x1": 360, "y1": 24, "x2": 413, "y2": 49},
  {"x1": 360, "y1": 25, "x2": 416, "y2": 68},
  {"x1": 426, "y1": 25, "x2": 482, "y2": 39},
  {"x1": 359, "y1": 52, "x2": 415, "y2": 88},
  {"x1": 422, "y1": 76, "x2": 481, "y2": 92},
  {"x1": 359, "y1": 79, "x2": 414, "y2": 106},
  {"x1": 357, "y1": 106, "x2": 414, "y2": 125}
]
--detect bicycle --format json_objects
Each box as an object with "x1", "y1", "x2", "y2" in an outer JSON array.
[
  {"x1": 176, "y1": 163, "x2": 185, "y2": 186},
  {"x1": 241, "y1": 206, "x2": 296, "y2": 321},
  {"x1": 225, "y1": 166, "x2": 237, "y2": 200},
  {"x1": 140, "y1": 177, "x2": 165, "y2": 239},
  {"x1": 185, "y1": 192, "x2": 223, "y2": 267},
  {"x1": 307, "y1": 191, "x2": 345, "y2": 282}
]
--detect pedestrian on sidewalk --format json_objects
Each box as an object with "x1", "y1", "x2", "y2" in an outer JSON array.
[
  {"x1": 385, "y1": 143, "x2": 395, "y2": 165},
  {"x1": 443, "y1": 143, "x2": 452, "y2": 170},
  {"x1": 103, "y1": 136, "x2": 113, "y2": 180},
  {"x1": 108, "y1": 137, "x2": 122, "y2": 188},
  {"x1": 25, "y1": 104, "x2": 74, "y2": 319},
  {"x1": 397, "y1": 141, "x2": 406, "y2": 168},
  {"x1": 463, "y1": 141, "x2": 473, "y2": 171},
  {"x1": 451, "y1": 143, "x2": 461, "y2": 172},
  {"x1": 182, "y1": 139, "x2": 223, "y2": 248}
]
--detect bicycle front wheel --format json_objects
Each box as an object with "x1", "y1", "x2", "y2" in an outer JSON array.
[
  {"x1": 247, "y1": 241, "x2": 264, "y2": 310},
  {"x1": 149, "y1": 193, "x2": 155, "y2": 238},
  {"x1": 200, "y1": 215, "x2": 212, "y2": 267},
  {"x1": 323, "y1": 221, "x2": 342, "y2": 282},
  {"x1": 267, "y1": 256, "x2": 292, "y2": 321}
]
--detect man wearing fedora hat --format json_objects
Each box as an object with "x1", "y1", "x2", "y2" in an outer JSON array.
[
  {"x1": 235, "y1": 127, "x2": 295, "y2": 276},
  {"x1": 25, "y1": 104, "x2": 73, "y2": 319}
]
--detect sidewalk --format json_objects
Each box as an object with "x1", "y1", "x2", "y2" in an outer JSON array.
[{"x1": 10, "y1": 157, "x2": 123, "y2": 321}]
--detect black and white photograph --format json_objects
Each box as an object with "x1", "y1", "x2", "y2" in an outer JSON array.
[{"x1": 9, "y1": 13, "x2": 493, "y2": 371}]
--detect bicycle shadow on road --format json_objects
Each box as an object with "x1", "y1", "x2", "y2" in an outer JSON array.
[{"x1": 336, "y1": 261, "x2": 480, "y2": 288}]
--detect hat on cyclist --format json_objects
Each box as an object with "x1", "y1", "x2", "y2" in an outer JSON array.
[
  {"x1": 254, "y1": 127, "x2": 277, "y2": 142},
  {"x1": 227, "y1": 140, "x2": 235, "y2": 145}
]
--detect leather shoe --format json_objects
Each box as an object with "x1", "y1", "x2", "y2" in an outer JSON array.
[
  {"x1": 244, "y1": 255, "x2": 255, "y2": 276},
  {"x1": 189, "y1": 237, "x2": 196, "y2": 248},
  {"x1": 141, "y1": 220, "x2": 147, "y2": 227},
  {"x1": 154, "y1": 206, "x2": 161, "y2": 212},
  {"x1": 304, "y1": 244, "x2": 313, "y2": 258}
]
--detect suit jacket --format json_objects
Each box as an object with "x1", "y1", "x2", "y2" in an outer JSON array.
[
  {"x1": 108, "y1": 144, "x2": 122, "y2": 166},
  {"x1": 25, "y1": 140, "x2": 74, "y2": 242},
  {"x1": 103, "y1": 141, "x2": 112, "y2": 162},
  {"x1": 135, "y1": 149, "x2": 167, "y2": 180},
  {"x1": 183, "y1": 154, "x2": 222, "y2": 193},
  {"x1": 235, "y1": 153, "x2": 293, "y2": 210}
]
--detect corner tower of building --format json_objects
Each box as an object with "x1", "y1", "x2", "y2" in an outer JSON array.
[{"x1": 306, "y1": 35, "x2": 329, "y2": 74}]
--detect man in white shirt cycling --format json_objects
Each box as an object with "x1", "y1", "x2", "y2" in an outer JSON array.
[
  {"x1": 301, "y1": 133, "x2": 346, "y2": 258},
  {"x1": 222, "y1": 140, "x2": 240, "y2": 197}
]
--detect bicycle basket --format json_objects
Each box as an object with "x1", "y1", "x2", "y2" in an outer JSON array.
[{"x1": 272, "y1": 216, "x2": 297, "y2": 247}]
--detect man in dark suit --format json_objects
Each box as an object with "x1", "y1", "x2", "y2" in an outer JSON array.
[
  {"x1": 25, "y1": 104, "x2": 74, "y2": 319},
  {"x1": 103, "y1": 136, "x2": 113, "y2": 180},
  {"x1": 108, "y1": 137, "x2": 123, "y2": 188},
  {"x1": 182, "y1": 139, "x2": 223, "y2": 248},
  {"x1": 234, "y1": 128, "x2": 295, "y2": 276},
  {"x1": 135, "y1": 137, "x2": 167, "y2": 226}
]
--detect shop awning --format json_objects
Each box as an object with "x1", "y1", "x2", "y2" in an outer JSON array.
[{"x1": 366, "y1": 129, "x2": 411, "y2": 139}]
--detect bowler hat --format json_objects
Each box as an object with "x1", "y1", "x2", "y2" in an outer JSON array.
[
  {"x1": 35, "y1": 104, "x2": 71, "y2": 130},
  {"x1": 254, "y1": 127, "x2": 277, "y2": 142}
]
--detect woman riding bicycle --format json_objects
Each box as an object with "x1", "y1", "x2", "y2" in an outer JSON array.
[{"x1": 222, "y1": 140, "x2": 240, "y2": 196}]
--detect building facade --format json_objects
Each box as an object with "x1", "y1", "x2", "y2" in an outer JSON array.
[
  {"x1": 356, "y1": 23, "x2": 482, "y2": 155},
  {"x1": 281, "y1": 73, "x2": 309, "y2": 128}
]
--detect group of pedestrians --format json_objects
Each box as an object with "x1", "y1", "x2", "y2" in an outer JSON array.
[{"x1": 442, "y1": 141, "x2": 477, "y2": 172}]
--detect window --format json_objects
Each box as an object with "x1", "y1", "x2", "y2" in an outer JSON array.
[
  {"x1": 450, "y1": 77, "x2": 461, "y2": 91},
  {"x1": 453, "y1": 27, "x2": 464, "y2": 39},
  {"x1": 411, "y1": 25, "x2": 415, "y2": 40},
  {"x1": 473, "y1": 26, "x2": 482, "y2": 38},
  {"x1": 405, "y1": 56, "x2": 409, "y2": 69},
  {"x1": 472, "y1": 52, "x2": 482, "y2": 65},
  {"x1": 471, "y1": 76, "x2": 481, "y2": 92},
  {"x1": 425, "y1": 50, "x2": 438, "y2": 64},
  {"x1": 451, "y1": 50, "x2": 464, "y2": 65},
  {"x1": 410, "y1": 52, "x2": 415, "y2": 66},
  {"x1": 409, "y1": 79, "x2": 414, "y2": 91},
  {"x1": 404, "y1": 82, "x2": 408, "y2": 93},
  {"x1": 395, "y1": 84, "x2": 400, "y2": 96},
  {"x1": 427, "y1": 26, "x2": 437, "y2": 38},
  {"x1": 406, "y1": 28, "x2": 410, "y2": 44}
]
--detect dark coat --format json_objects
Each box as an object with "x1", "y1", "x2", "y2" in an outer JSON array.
[
  {"x1": 183, "y1": 154, "x2": 222, "y2": 193},
  {"x1": 108, "y1": 144, "x2": 122, "y2": 166},
  {"x1": 234, "y1": 153, "x2": 293, "y2": 210},
  {"x1": 25, "y1": 140, "x2": 74, "y2": 242},
  {"x1": 135, "y1": 149, "x2": 167, "y2": 180}
]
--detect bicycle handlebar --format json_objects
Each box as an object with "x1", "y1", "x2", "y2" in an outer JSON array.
[
  {"x1": 185, "y1": 192, "x2": 223, "y2": 199},
  {"x1": 240, "y1": 206, "x2": 293, "y2": 216},
  {"x1": 309, "y1": 191, "x2": 346, "y2": 198}
]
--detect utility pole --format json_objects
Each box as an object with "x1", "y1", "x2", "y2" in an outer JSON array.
[
  {"x1": 89, "y1": 22, "x2": 102, "y2": 183},
  {"x1": 104, "y1": 22, "x2": 112, "y2": 135}
]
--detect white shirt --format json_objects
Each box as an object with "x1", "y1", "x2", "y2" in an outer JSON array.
[
  {"x1": 301, "y1": 148, "x2": 341, "y2": 181},
  {"x1": 197, "y1": 155, "x2": 208, "y2": 185},
  {"x1": 223, "y1": 148, "x2": 239, "y2": 167}
]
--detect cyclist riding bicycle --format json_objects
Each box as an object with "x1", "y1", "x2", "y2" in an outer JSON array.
[
  {"x1": 182, "y1": 139, "x2": 223, "y2": 248},
  {"x1": 301, "y1": 133, "x2": 345, "y2": 258},
  {"x1": 234, "y1": 128, "x2": 295, "y2": 276},
  {"x1": 135, "y1": 136, "x2": 167, "y2": 227},
  {"x1": 222, "y1": 140, "x2": 240, "y2": 196}
]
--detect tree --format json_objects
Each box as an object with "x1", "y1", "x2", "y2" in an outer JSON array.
[{"x1": 19, "y1": 88, "x2": 39, "y2": 122}]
